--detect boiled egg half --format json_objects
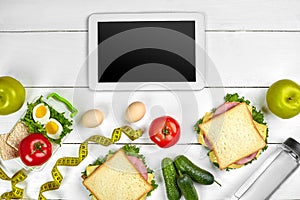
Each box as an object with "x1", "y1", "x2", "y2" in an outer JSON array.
[
  {"x1": 32, "y1": 103, "x2": 50, "y2": 124},
  {"x1": 45, "y1": 118, "x2": 63, "y2": 140}
]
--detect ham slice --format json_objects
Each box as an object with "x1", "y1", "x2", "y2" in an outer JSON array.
[
  {"x1": 203, "y1": 134, "x2": 213, "y2": 149},
  {"x1": 204, "y1": 101, "x2": 257, "y2": 165},
  {"x1": 214, "y1": 102, "x2": 240, "y2": 117},
  {"x1": 127, "y1": 155, "x2": 148, "y2": 180},
  {"x1": 234, "y1": 152, "x2": 258, "y2": 165}
]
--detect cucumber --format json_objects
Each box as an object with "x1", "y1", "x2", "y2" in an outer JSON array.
[
  {"x1": 177, "y1": 173, "x2": 198, "y2": 200},
  {"x1": 174, "y1": 155, "x2": 218, "y2": 185},
  {"x1": 161, "y1": 158, "x2": 181, "y2": 200}
]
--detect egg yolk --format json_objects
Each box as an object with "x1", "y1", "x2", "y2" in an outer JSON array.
[
  {"x1": 36, "y1": 105, "x2": 47, "y2": 118},
  {"x1": 46, "y1": 121, "x2": 59, "y2": 134}
]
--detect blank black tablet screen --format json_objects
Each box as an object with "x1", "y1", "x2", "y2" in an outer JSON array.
[{"x1": 97, "y1": 21, "x2": 195, "y2": 82}]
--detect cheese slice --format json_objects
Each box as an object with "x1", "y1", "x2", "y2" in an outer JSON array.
[{"x1": 86, "y1": 165, "x2": 100, "y2": 176}]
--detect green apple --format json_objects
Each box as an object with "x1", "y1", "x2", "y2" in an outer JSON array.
[
  {"x1": 0, "y1": 76, "x2": 26, "y2": 115},
  {"x1": 266, "y1": 79, "x2": 300, "y2": 119}
]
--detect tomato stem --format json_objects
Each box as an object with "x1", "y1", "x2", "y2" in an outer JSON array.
[
  {"x1": 162, "y1": 123, "x2": 170, "y2": 140},
  {"x1": 163, "y1": 128, "x2": 169, "y2": 135},
  {"x1": 31, "y1": 141, "x2": 45, "y2": 155}
]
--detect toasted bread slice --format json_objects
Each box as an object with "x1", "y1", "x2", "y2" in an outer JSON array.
[
  {"x1": 0, "y1": 133, "x2": 19, "y2": 160},
  {"x1": 199, "y1": 103, "x2": 266, "y2": 170},
  {"x1": 83, "y1": 149, "x2": 153, "y2": 200}
]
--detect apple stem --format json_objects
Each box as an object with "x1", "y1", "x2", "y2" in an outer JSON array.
[{"x1": 288, "y1": 97, "x2": 293, "y2": 101}]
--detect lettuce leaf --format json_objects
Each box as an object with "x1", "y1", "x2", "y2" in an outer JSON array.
[
  {"x1": 224, "y1": 93, "x2": 250, "y2": 104},
  {"x1": 194, "y1": 118, "x2": 203, "y2": 135}
]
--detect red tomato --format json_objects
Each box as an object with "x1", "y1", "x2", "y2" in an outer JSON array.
[
  {"x1": 149, "y1": 116, "x2": 180, "y2": 148},
  {"x1": 19, "y1": 133, "x2": 52, "y2": 166}
]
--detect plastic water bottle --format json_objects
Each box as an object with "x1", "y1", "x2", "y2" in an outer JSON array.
[{"x1": 233, "y1": 138, "x2": 300, "y2": 200}]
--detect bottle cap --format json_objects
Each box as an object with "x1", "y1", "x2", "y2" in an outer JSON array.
[{"x1": 283, "y1": 138, "x2": 300, "y2": 158}]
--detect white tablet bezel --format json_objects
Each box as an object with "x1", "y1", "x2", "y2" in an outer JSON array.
[{"x1": 88, "y1": 12, "x2": 205, "y2": 91}]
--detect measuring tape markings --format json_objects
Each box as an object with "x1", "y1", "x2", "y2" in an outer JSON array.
[{"x1": 0, "y1": 167, "x2": 27, "y2": 200}]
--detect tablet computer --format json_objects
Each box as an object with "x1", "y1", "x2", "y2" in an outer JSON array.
[{"x1": 88, "y1": 12, "x2": 205, "y2": 91}]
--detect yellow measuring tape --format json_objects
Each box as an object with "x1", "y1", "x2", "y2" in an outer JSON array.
[
  {"x1": 38, "y1": 125, "x2": 143, "y2": 200},
  {"x1": 0, "y1": 168, "x2": 27, "y2": 200}
]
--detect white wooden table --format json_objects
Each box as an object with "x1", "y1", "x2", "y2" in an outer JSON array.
[{"x1": 1, "y1": 1, "x2": 300, "y2": 199}]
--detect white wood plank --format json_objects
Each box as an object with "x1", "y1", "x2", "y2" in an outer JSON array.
[
  {"x1": 1, "y1": 144, "x2": 300, "y2": 199},
  {"x1": 1, "y1": 88, "x2": 299, "y2": 145},
  {"x1": 0, "y1": 0, "x2": 300, "y2": 31},
  {"x1": 206, "y1": 32, "x2": 300, "y2": 87},
  {"x1": 0, "y1": 32, "x2": 87, "y2": 87},
  {"x1": 1, "y1": 32, "x2": 300, "y2": 87}
]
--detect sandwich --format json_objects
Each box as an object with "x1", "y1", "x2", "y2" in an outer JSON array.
[
  {"x1": 194, "y1": 93, "x2": 268, "y2": 170},
  {"x1": 82, "y1": 145, "x2": 157, "y2": 200}
]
